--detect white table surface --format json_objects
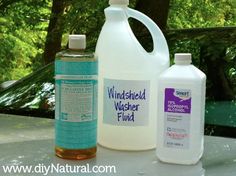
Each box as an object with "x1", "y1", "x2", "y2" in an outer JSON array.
[{"x1": 0, "y1": 113, "x2": 236, "y2": 176}]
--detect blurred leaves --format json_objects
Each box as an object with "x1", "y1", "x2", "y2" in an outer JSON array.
[
  {"x1": 61, "y1": 0, "x2": 107, "y2": 50},
  {"x1": 168, "y1": 0, "x2": 236, "y2": 29},
  {"x1": 0, "y1": 0, "x2": 51, "y2": 83},
  {"x1": 0, "y1": 0, "x2": 235, "y2": 96}
]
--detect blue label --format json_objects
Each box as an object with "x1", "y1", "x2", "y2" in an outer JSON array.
[
  {"x1": 55, "y1": 60, "x2": 98, "y2": 75},
  {"x1": 55, "y1": 60, "x2": 97, "y2": 149}
]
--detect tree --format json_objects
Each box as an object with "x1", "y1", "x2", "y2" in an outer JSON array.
[
  {"x1": 135, "y1": 0, "x2": 170, "y2": 30},
  {"x1": 0, "y1": 0, "x2": 51, "y2": 82},
  {"x1": 0, "y1": 0, "x2": 18, "y2": 12},
  {"x1": 43, "y1": 0, "x2": 68, "y2": 65},
  {"x1": 131, "y1": 0, "x2": 170, "y2": 51},
  {"x1": 201, "y1": 44, "x2": 235, "y2": 100},
  {"x1": 168, "y1": 0, "x2": 236, "y2": 29},
  {"x1": 42, "y1": 0, "x2": 106, "y2": 64}
]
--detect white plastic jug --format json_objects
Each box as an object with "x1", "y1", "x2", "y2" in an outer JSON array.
[{"x1": 95, "y1": 0, "x2": 169, "y2": 150}]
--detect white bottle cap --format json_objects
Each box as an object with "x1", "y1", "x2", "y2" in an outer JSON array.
[
  {"x1": 109, "y1": 0, "x2": 129, "y2": 5},
  {"x1": 174, "y1": 53, "x2": 192, "y2": 65},
  {"x1": 69, "y1": 34, "x2": 86, "y2": 50}
]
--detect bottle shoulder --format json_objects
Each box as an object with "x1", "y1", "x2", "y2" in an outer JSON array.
[
  {"x1": 56, "y1": 50, "x2": 96, "y2": 62},
  {"x1": 159, "y1": 65, "x2": 206, "y2": 81}
]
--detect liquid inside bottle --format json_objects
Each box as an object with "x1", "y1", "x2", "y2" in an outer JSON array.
[
  {"x1": 55, "y1": 146, "x2": 97, "y2": 160},
  {"x1": 95, "y1": 0, "x2": 169, "y2": 150}
]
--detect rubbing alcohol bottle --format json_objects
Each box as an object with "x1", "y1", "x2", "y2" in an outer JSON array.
[
  {"x1": 156, "y1": 53, "x2": 206, "y2": 164},
  {"x1": 55, "y1": 35, "x2": 97, "y2": 159}
]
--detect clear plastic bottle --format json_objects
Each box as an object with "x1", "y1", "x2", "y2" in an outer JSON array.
[
  {"x1": 96, "y1": 0, "x2": 169, "y2": 150},
  {"x1": 156, "y1": 53, "x2": 206, "y2": 164},
  {"x1": 55, "y1": 35, "x2": 97, "y2": 160}
]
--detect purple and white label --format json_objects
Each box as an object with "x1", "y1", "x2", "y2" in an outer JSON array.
[
  {"x1": 164, "y1": 88, "x2": 191, "y2": 149},
  {"x1": 165, "y1": 88, "x2": 191, "y2": 113}
]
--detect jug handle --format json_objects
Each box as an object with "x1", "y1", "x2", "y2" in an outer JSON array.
[{"x1": 126, "y1": 8, "x2": 169, "y2": 58}]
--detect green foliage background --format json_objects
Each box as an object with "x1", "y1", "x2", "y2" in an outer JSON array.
[
  {"x1": 0, "y1": 0, "x2": 235, "y2": 83},
  {"x1": 168, "y1": 0, "x2": 235, "y2": 28},
  {"x1": 0, "y1": 0, "x2": 51, "y2": 82}
]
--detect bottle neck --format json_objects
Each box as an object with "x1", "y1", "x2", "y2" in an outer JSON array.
[
  {"x1": 175, "y1": 62, "x2": 191, "y2": 65},
  {"x1": 105, "y1": 5, "x2": 128, "y2": 21},
  {"x1": 68, "y1": 48, "x2": 85, "y2": 52},
  {"x1": 109, "y1": 4, "x2": 127, "y2": 7}
]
